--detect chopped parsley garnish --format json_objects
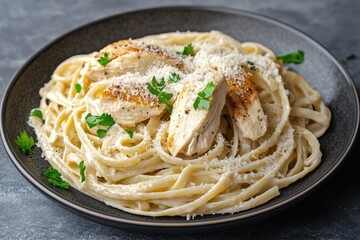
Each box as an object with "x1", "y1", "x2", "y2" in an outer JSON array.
[
  {"x1": 147, "y1": 76, "x2": 166, "y2": 95},
  {"x1": 177, "y1": 43, "x2": 195, "y2": 56},
  {"x1": 247, "y1": 61, "x2": 256, "y2": 71},
  {"x1": 30, "y1": 109, "x2": 44, "y2": 123},
  {"x1": 75, "y1": 83, "x2": 82, "y2": 93},
  {"x1": 15, "y1": 130, "x2": 35, "y2": 155},
  {"x1": 159, "y1": 92, "x2": 174, "y2": 113},
  {"x1": 85, "y1": 113, "x2": 115, "y2": 128},
  {"x1": 124, "y1": 129, "x2": 134, "y2": 138},
  {"x1": 341, "y1": 53, "x2": 356, "y2": 64},
  {"x1": 168, "y1": 72, "x2": 181, "y2": 83},
  {"x1": 98, "y1": 52, "x2": 111, "y2": 67},
  {"x1": 193, "y1": 82, "x2": 215, "y2": 110},
  {"x1": 194, "y1": 97, "x2": 211, "y2": 110},
  {"x1": 96, "y1": 129, "x2": 108, "y2": 139},
  {"x1": 79, "y1": 161, "x2": 86, "y2": 183},
  {"x1": 85, "y1": 113, "x2": 115, "y2": 138},
  {"x1": 276, "y1": 50, "x2": 304, "y2": 64},
  {"x1": 43, "y1": 166, "x2": 69, "y2": 189},
  {"x1": 147, "y1": 76, "x2": 174, "y2": 113}
]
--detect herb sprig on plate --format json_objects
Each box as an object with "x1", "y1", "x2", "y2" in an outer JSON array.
[
  {"x1": 15, "y1": 130, "x2": 35, "y2": 155},
  {"x1": 177, "y1": 43, "x2": 195, "y2": 56},
  {"x1": 147, "y1": 76, "x2": 174, "y2": 113},
  {"x1": 43, "y1": 166, "x2": 70, "y2": 189},
  {"x1": 98, "y1": 52, "x2": 111, "y2": 67},
  {"x1": 276, "y1": 50, "x2": 304, "y2": 64},
  {"x1": 85, "y1": 113, "x2": 115, "y2": 138},
  {"x1": 193, "y1": 82, "x2": 215, "y2": 110}
]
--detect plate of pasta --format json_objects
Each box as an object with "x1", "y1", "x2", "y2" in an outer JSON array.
[{"x1": 1, "y1": 6, "x2": 358, "y2": 232}]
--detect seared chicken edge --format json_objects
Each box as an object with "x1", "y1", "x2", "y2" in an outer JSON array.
[{"x1": 167, "y1": 69, "x2": 227, "y2": 156}]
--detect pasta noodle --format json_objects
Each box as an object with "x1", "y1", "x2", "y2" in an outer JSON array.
[{"x1": 30, "y1": 31, "x2": 331, "y2": 219}]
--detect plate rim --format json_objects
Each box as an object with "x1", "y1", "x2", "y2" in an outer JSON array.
[{"x1": 1, "y1": 5, "x2": 359, "y2": 228}]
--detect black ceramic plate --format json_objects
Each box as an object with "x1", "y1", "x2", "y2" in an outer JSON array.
[{"x1": 1, "y1": 6, "x2": 359, "y2": 232}]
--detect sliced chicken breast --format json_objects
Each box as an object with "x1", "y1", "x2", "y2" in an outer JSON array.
[
  {"x1": 86, "y1": 40, "x2": 182, "y2": 81},
  {"x1": 95, "y1": 82, "x2": 165, "y2": 126},
  {"x1": 226, "y1": 73, "x2": 267, "y2": 141},
  {"x1": 167, "y1": 70, "x2": 227, "y2": 156}
]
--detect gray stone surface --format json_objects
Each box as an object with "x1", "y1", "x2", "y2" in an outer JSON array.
[{"x1": 0, "y1": 0, "x2": 359, "y2": 239}]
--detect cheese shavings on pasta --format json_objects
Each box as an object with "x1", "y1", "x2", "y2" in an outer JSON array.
[{"x1": 30, "y1": 31, "x2": 331, "y2": 218}]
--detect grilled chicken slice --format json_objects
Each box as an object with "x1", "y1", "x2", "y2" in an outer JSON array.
[
  {"x1": 86, "y1": 40, "x2": 182, "y2": 81},
  {"x1": 167, "y1": 70, "x2": 227, "y2": 156},
  {"x1": 226, "y1": 73, "x2": 267, "y2": 141},
  {"x1": 89, "y1": 82, "x2": 165, "y2": 126}
]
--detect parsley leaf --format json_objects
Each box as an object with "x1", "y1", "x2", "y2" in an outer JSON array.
[
  {"x1": 193, "y1": 82, "x2": 215, "y2": 110},
  {"x1": 85, "y1": 113, "x2": 115, "y2": 138},
  {"x1": 96, "y1": 129, "x2": 108, "y2": 139},
  {"x1": 43, "y1": 166, "x2": 69, "y2": 189},
  {"x1": 341, "y1": 53, "x2": 356, "y2": 64},
  {"x1": 177, "y1": 43, "x2": 195, "y2": 56},
  {"x1": 194, "y1": 98, "x2": 211, "y2": 110},
  {"x1": 247, "y1": 61, "x2": 256, "y2": 71},
  {"x1": 97, "y1": 115, "x2": 115, "y2": 127},
  {"x1": 85, "y1": 114, "x2": 100, "y2": 128},
  {"x1": 30, "y1": 109, "x2": 44, "y2": 123},
  {"x1": 147, "y1": 77, "x2": 166, "y2": 95},
  {"x1": 158, "y1": 92, "x2": 174, "y2": 113},
  {"x1": 276, "y1": 50, "x2": 304, "y2": 64},
  {"x1": 48, "y1": 178, "x2": 70, "y2": 189},
  {"x1": 168, "y1": 72, "x2": 181, "y2": 83},
  {"x1": 198, "y1": 82, "x2": 215, "y2": 98},
  {"x1": 44, "y1": 166, "x2": 61, "y2": 180},
  {"x1": 147, "y1": 76, "x2": 174, "y2": 113},
  {"x1": 147, "y1": 84, "x2": 159, "y2": 96},
  {"x1": 15, "y1": 130, "x2": 35, "y2": 155},
  {"x1": 85, "y1": 113, "x2": 115, "y2": 128},
  {"x1": 124, "y1": 129, "x2": 134, "y2": 138},
  {"x1": 75, "y1": 83, "x2": 82, "y2": 93},
  {"x1": 98, "y1": 52, "x2": 111, "y2": 67},
  {"x1": 79, "y1": 161, "x2": 86, "y2": 182}
]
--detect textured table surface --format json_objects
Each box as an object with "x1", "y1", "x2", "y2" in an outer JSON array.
[{"x1": 1, "y1": 0, "x2": 359, "y2": 239}]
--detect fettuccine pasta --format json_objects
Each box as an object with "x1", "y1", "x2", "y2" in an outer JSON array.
[{"x1": 30, "y1": 31, "x2": 331, "y2": 219}]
